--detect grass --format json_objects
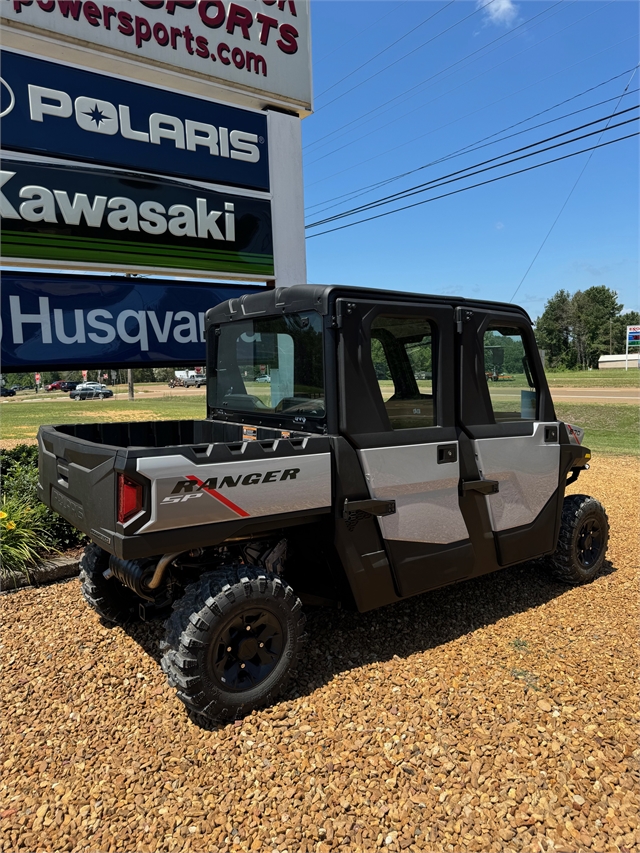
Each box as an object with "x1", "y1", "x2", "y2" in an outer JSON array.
[
  {"x1": 543, "y1": 368, "x2": 640, "y2": 388},
  {"x1": 554, "y1": 403, "x2": 639, "y2": 457},
  {"x1": 1, "y1": 397, "x2": 637, "y2": 456},
  {"x1": 0, "y1": 397, "x2": 206, "y2": 443}
]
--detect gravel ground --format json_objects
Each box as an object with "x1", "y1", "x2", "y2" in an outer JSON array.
[{"x1": 1, "y1": 455, "x2": 638, "y2": 853}]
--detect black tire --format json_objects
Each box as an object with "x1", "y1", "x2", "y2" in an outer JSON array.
[
  {"x1": 79, "y1": 542, "x2": 140, "y2": 624},
  {"x1": 549, "y1": 494, "x2": 609, "y2": 585},
  {"x1": 160, "y1": 565, "x2": 306, "y2": 722}
]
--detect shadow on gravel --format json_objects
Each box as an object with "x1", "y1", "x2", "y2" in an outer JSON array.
[{"x1": 117, "y1": 558, "x2": 616, "y2": 727}]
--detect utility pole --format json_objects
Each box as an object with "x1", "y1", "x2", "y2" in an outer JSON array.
[{"x1": 128, "y1": 369, "x2": 134, "y2": 400}]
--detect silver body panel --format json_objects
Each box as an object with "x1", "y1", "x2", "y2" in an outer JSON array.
[
  {"x1": 473, "y1": 422, "x2": 560, "y2": 532},
  {"x1": 357, "y1": 443, "x2": 469, "y2": 544},
  {"x1": 135, "y1": 450, "x2": 332, "y2": 534}
]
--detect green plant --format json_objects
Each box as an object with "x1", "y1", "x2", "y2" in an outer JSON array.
[
  {"x1": 1, "y1": 445, "x2": 86, "y2": 553},
  {"x1": 0, "y1": 497, "x2": 58, "y2": 586}
]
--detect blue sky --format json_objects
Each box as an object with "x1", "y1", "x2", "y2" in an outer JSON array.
[{"x1": 303, "y1": 0, "x2": 639, "y2": 320}]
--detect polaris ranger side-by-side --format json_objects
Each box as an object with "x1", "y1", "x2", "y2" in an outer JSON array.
[{"x1": 38, "y1": 286, "x2": 608, "y2": 722}]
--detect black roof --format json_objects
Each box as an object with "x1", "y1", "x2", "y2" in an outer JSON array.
[{"x1": 205, "y1": 283, "x2": 531, "y2": 328}]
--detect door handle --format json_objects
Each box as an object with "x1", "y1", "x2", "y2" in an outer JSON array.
[
  {"x1": 437, "y1": 444, "x2": 457, "y2": 464},
  {"x1": 461, "y1": 479, "x2": 499, "y2": 495}
]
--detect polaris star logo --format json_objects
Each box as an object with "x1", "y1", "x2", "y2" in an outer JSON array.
[
  {"x1": 28, "y1": 85, "x2": 261, "y2": 162},
  {"x1": 0, "y1": 77, "x2": 15, "y2": 118}
]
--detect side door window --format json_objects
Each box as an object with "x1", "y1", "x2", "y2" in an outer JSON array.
[
  {"x1": 371, "y1": 315, "x2": 436, "y2": 430},
  {"x1": 482, "y1": 325, "x2": 538, "y2": 422}
]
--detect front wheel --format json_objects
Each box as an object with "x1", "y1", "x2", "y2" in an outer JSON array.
[
  {"x1": 548, "y1": 494, "x2": 609, "y2": 585},
  {"x1": 160, "y1": 566, "x2": 306, "y2": 722}
]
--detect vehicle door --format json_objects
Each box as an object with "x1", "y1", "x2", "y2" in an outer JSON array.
[
  {"x1": 458, "y1": 307, "x2": 562, "y2": 566},
  {"x1": 337, "y1": 298, "x2": 476, "y2": 598}
]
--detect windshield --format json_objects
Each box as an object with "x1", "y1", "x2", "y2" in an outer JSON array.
[{"x1": 209, "y1": 312, "x2": 325, "y2": 426}]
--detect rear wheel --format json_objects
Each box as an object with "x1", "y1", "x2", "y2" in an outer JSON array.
[
  {"x1": 80, "y1": 542, "x2": 140, "y2": 624},
  {"x1": 160, "y1": 565, "x2": 306, "y2": 722},
  {"x1": 549, "y1": 494, "x2": 609, "y2": 585}
]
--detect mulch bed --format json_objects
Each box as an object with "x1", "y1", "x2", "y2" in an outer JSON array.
[{"x1": 1, "y1": 454, "x2": 638, "y2": 852}]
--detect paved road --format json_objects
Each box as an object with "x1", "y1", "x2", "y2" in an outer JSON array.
[{"x1": 546, "y1": 387, "x2": 640, "y2": 403}]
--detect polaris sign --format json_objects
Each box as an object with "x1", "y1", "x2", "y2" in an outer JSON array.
[
  {"x1": 1, "y1": 157, "x2": 273, "y2": 277},
  {"x1": 1, "y1": 271, "x2": 261, "y2": 369},
  {"x1": 0, "y1": 50, "x2": 269, "y2": 191}
]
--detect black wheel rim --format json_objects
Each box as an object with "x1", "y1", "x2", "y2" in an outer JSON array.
[
  {"x1": 577, "y1": 517, "x2": 603, "y2": 568},
  {"x1": 209, "y1": 607, "x2": 284, "y2": 692}
]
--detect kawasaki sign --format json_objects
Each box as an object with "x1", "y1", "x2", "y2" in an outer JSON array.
[
  {"x1": 1, "y1": 158, "x2": 273, "y2": 277},
  {"x1": 0, "y1": 50, "x2": 269, "y2": 191}
]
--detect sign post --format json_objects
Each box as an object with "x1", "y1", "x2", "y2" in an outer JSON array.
[{"x1": 626, "y1": 325, "x2": 640, "y2": 370}]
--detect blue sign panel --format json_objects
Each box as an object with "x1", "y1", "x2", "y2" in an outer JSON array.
[
  {"x1": 1, "y1": 271, "x2": 261, "y2": 369},
  {"x1": 2, "y1": 157, "x2": 274, "y2": 277},
  {"x1": 0, "y1": 50, "x2": 269, "y2": 191}
]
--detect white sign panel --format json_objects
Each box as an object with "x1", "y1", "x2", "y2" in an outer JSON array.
[{"x1": 2, "y1": 0, "x2": 312, "y2": 110}]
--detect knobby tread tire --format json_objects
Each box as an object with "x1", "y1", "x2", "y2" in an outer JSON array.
[
  {"x1": 549, "y1": 494, "x2": 609, "y2": 585},
  {"x1": 160, "y1": 565, "x2": 306, "y2": 722},
  {"x1": 79, "y1": 542, "x2": 139, "y2": 624}
]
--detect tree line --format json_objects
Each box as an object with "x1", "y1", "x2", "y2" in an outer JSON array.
[{"x1": 534, "y1": 285, "x2": 639, "y2": 370}]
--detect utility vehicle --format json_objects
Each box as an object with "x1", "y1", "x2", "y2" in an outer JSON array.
[{"x1": 38, "y1": 285, "x2": 608, "y2": 721}]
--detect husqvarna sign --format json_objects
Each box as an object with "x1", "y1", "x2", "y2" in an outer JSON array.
[
  {"x1": 2, "y1": 0, "x2": 312, "y2": 111},
  {"x1": 1, "y1": 50, "x2": 269, "y2": 190}
]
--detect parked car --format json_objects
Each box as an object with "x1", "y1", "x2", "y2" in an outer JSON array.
[
  {"x1": 255, "y1": 374, "x2": 271, "y2": 383},
  {"x1": 10, "y1": 385, "x2": 24, "y2": 392},
  {"x1": 45, "y1": 380, "x2": 65, "y2": 392},
  {"x1": 0, "y1": 387, "x2": 16, "y2": 397},
  {"x1": 70, "y1": 385, "x2": 113, "y2": 401},
  {"x1": 60, "y1": 381, "x2": 79, "y2": 392}
]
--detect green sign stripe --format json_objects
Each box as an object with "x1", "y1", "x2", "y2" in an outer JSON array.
[
  {"x1": 2, "y1": 233, "x2": 274, "y2": 269},
  {"x1": 2, "y1": 234, "x2": 275, "y2": 275},
  {"x1": 5, "y1": 242, "x2": 275, "y2": 275},
  {"x1": 5, "y1": 232, "x2": 270, "y2": 263}
]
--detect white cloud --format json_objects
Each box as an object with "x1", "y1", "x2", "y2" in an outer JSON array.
[
  {"x1": 495, "y1": 221, "x2": 505, "y2": 230},
  {"x1": 478, "y1": 0, "x2": 519, "y2": 27}
]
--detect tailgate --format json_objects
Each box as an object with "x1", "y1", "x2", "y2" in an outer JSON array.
[{"x1": 38, "y1": 425, "x2": 120, "y2": 550}]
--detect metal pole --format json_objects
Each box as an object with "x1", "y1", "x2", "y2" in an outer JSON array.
[
  {"x1": 128, "y1": 369, "x2": 134, "y2": 399},
  {"x1": 625, "y1": 327, "x2": 629, "y2": 371}
]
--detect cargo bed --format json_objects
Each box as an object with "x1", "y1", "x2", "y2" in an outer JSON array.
[{"x1": 38, "y1": 419, "x2": 333, "y2": 561}]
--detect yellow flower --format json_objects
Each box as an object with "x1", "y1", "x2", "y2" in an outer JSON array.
[
  {"x1": 0, "y1": 511, "x2": 6, "y2": 519},
  {"x1": 6, "y1": 521, "x2": 16, "y2": 531}
]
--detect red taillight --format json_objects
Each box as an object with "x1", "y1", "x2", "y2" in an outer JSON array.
[{"x1": 118, "y1": 474, "x2": 143, "y2": 524}]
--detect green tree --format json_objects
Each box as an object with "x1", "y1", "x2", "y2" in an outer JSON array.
[
  {"x1": 571, "y1": 286, "x2": 622, "y2": 369},
  {"x1": 534, "y1": 290, "x2": 572, "y2": 368},
  {"x1": 535, "y1": 285, "x2": 631, "y2": 369}
]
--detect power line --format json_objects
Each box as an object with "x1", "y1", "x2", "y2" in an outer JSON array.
[
  {"x1": 305, "y1": 131, "x2": 639, "y2": 240},
  {"x1": 511, "y1": 65, "x2": 640, "y2": 301},
  {"x1": 304, "y1": 31, "x2": 637, "y2": 190},
  {"x1": 316, "y1": 0, "x2": 484, "y2": 112},
  {"x1": 314, "y1": 2, "x2": 409, "y2": 65},
  {"x1": 307, "y1": 0, "x2": 612, "y2": 166},
  {"x1": 306, "y1": 86, "x2": 638, "y2": 217},
  {"x1": 306, "y1": 109, "x2": 639, "y2": 228},
  {"x1": 306, "y1": 0, "x2": 568, "y2": 150},
  {"x1": 315, "y1": 0, "x2": 455, "y2": 99}
]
